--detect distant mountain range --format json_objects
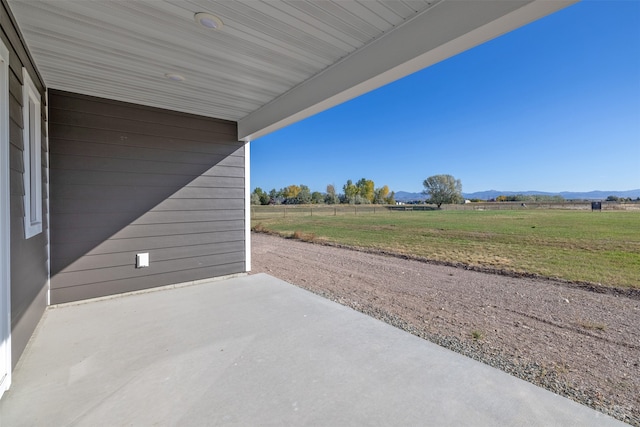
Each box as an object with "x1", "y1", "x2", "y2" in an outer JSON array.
[{"x1": 394, "y1": 189, "x2": 640, "y2": 202}]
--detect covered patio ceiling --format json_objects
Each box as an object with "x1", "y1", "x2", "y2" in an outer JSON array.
[{"x1": 8, "y1": 0, "x2": 576, "y2": 141}]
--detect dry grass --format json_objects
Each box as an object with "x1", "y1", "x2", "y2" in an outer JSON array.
[
  {"x1": 251, "y1": 210, "x2": 640, "y2": 288},
  {"x1": 252, "y1": 223, "x2": 268, "y2": 233},
  {"x1": 291, "y1": 230, "x2": 318, "y2": 242},
  {"x1": 576, "y1": 320, "x2": 607, "y2": 331}
]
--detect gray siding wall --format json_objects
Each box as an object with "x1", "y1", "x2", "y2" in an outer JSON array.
[
  {"x1": 1, "y1": 0, "x2": 49, "y2": 369},
  {"x1": 49, "y1": 90, "x2": 245, "y2": 304}
]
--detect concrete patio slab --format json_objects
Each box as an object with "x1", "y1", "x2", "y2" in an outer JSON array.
[{"x1": 0, "y1": 273, "x2": 627, "y2": 426}]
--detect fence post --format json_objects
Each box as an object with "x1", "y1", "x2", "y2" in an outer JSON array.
[
  {"x1": 334, "y1": 207, "x2": 337, "y2": 216},
  {"x1": 284, "y1": 206, "x2": 286, "y2": 218},
  {"x1": 311, "y1": 207, "x2": 313, "y2": 217}
]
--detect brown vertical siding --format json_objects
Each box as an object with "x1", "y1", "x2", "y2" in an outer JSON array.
[
  {"x1": 49, "y1": 90, "x2": 245, "y2": 304},
  {"x1": 1, "y1": 0, "x2": 49, "y2": 369}
]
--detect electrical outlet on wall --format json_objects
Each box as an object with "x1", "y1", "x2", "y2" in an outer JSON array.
[{"x1": 136, "y1": 253, "x2": 149, "y2": 268}]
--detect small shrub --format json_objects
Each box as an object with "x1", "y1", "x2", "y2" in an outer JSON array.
[
  {"x1": 471, "y1": 330, "x2": 484, "y2": 341},
  {"x1": 252, "y1": 223, "x2": 267, "y2": 233},
  {"x1": 554, "y1": 362, "x2": 569, "y2": 375}
]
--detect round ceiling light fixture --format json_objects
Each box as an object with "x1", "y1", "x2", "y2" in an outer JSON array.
[
  {"x1": 194, "y1": 12, "x2": 223, "y2": 30},
  {"x1": 164, "y1": 73, "x2": 185, "y2": 82}
]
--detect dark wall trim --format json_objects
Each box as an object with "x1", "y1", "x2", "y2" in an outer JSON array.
[{"x1": 49, "y1": 90, "x2": 245, "y2": 304}]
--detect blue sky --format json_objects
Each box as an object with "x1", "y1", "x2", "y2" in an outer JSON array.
[{"x1": 251, "y1": 1, "x2": 640, "y2": 194}]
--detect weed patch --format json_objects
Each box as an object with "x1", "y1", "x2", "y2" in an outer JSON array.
[
  {"x1": 576, "y1": 320, "x2": 607, "y2": 331},
  {"x1": 291, "y1": 230, "x2": 318, "y2": 242},
  {"x1": 471, "y1": 330, "x2": 484, "y2": 341},
  {"x1": 252, "y1": 223, "x2": 268, "y2": 233}
]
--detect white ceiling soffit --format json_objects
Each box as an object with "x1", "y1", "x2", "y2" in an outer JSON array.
[{"x1": 8, "y1": 1, "x2": 576, "y2": 142}]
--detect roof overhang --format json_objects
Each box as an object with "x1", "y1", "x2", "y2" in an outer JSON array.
[
  {"x1": 239, "y1": 0, "x2": 577, "y2": 141},
  {"x1": 7, "y1": 0, "x2": 577, "y2": 142}
]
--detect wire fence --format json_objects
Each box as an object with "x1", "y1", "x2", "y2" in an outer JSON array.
[
  {"x1": 251, "y1": 201, "x2": 639, "y2": 219},
  {"x1": 251, "y1": 205, "x2": 391, "y2": 220}
]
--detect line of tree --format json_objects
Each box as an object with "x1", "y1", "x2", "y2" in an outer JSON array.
[
  {"x1": 494, "y1": 194, "x2": 565, "y2": 202},
  {"x1": 605, "y1": 195, "x2": 639, "y2": 202},
  {"x1": 254, "y1": 173, "x2": 620, "y2": 208},
  {"x1": 251, "y1": 178, "x2": 396, "y2": 205}
]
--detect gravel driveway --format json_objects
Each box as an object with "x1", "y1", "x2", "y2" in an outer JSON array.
[{"x1": 251, "y1": 232, "x2": 640, "y2": 425}]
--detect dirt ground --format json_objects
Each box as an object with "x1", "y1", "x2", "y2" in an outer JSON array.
[{"x1": 251, "y1": 232, "x2": 640, "y2": 425}]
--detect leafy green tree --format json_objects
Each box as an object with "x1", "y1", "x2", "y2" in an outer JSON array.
[
  {"x1": 384, "y1": 191, "x2": 396, "y2": 205},
  {"x1": 343, "y1": 178, "x2": 376, "y2": 204},
  {"x1": 296, "y1": 185, "x2": 312, "y2": 204},
  {"x1": 356, "y1": 178, "x2": 375, "y2": 203},
  {"x1": 311, "y1": 191, "x2": 325, "y2": 204},
  {"x1": 353, "y1": 195, "x2": 371, "y2": 205},
  {"x1": 253, "y1": 187, "x2": 270, "y2": 205},
  {"x1": 250, "y1": 192, "x2": 261, "y2": 205},
  {"x1": 374, "y1": 185, "x2": 390, "y2": 204},
  {"x1": 283, "y1": 185, "x2": 301, "y2": 199},
  {"x1": 422, "y1": 174, "x2": 463, "y2": 208},
  {"x1": 268, "y1": 188, "x2": 284, "y2": 204},
  {"x1": 325, "y1": 184, "x2": 340, "y2": 204},
  {"x1": 343, "y1": 180, "x2": 358, "y2": 202}
]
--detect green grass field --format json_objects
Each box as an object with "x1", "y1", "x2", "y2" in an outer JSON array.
[{"x1": 252, "y1": 208, "x2": 640, "y2": 288}]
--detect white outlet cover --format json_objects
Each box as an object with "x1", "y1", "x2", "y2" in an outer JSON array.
[{"x1": 136, "y1": 253, "x2": 149, "y2": 268}]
